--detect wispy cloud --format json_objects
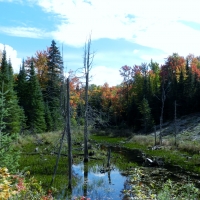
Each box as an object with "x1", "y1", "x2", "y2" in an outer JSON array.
[
  {"x1": 31, "y1": 0, "x2": 200, "y2": 56},
  {"x1": 0, "y1": 26, "x2": 49, "y2": 39},
  {"x1": 90, "y1": 65, "x2": 123, "y2": 86}
]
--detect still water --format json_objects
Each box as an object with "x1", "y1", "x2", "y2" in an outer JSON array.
[{"x1": 56, "y1": 146, "x2": 200, "y2": 200}]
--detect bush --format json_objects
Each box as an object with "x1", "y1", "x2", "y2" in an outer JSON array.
[
  {"x1": 71, "y1": 118, "x2": 77, "y2": 127},
  {"x1": 0, "y1": 89, "x2": 20, "y2": 172},
  {"x1": 0, "y1": 167, "x2": 55, "y2": 200}
]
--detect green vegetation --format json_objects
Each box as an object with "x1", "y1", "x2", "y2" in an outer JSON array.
[
  {"x1": 91, "y1": 133, "x2": 200, "y2": 174},
  {"x1": 123, "y1": 168, "x2": 200, "y2": 199},
  {"x1": 2, "y1": 39, "x2": 200, "y2": 199}
]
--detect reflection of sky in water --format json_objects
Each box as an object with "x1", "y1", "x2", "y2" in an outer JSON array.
[{"x1": 71, "y1": 163, "x2": 127, "y2": 200}]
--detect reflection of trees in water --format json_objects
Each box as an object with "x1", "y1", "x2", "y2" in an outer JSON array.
[
  {"x1": 83, "y1": 163, "x2": 88, "y2": 197},
  {"x1": 108, "y1": 171, "x2": 111, "y2": 184}
]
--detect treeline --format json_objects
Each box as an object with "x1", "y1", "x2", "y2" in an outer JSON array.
[
  {"x1": 1, "y1": 41, "x2": 200, "y2": 135},
  {"x1": 0, "y1": 40, "x2": 64, "y2": 134},
  {"x1": 83, "y1": 53, "x2": 200, "y2": 132}
]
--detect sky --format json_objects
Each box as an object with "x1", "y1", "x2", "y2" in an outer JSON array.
[{"x1": 1, "y1": 0, "x2": 200, "y2": 86}]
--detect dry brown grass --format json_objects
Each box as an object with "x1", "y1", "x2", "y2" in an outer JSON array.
[
  {"x1": 130, "y1": 135, "x2": 155, "y2": 147},
  {"x1": 178, "y1": 140, "x2": 200, "y2": 154}
]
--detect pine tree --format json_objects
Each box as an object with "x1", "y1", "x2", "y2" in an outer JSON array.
[
  {"x1": 0, "y1": 49, "x2": 23, "y2": 134},
  {"x1": 44, "y1": 102, "x2": 53, "y2": 131},
  {"x1": 15, "y1": 60, "x2": 27, "y2": 109},
  {"x1": 0, "y1": 86, "x2": 20, "y2": 172},
  {"x1": 26, "y1": 60, "x2": 46, "y2": 133},
  {"x1": 138, "y1": 97, "x2": 154, "y2": 133},
  {"x1": 45, "y1": 40, "x2": 64, "y2": 131}
]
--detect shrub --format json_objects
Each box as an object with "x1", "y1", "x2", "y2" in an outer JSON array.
[{"x1": 0, "y1": 167, "x2": 55, "y2": 200}]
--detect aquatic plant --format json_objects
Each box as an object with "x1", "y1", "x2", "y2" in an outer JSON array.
[{"x1": 123, "y1": 167, "x2": 200, "y2": 200}]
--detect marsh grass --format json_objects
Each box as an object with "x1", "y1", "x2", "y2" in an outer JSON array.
[
  {"x1": 129, "y1": 135, "x2": 155, "y2": 146},
  {"x1": 13, "y1": 128, "x2": 86, "y2": 191},
  {"x1": 91, "y1": 131, "x2": 200, "y2": 174}
]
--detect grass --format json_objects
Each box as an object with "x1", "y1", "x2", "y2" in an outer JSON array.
[
  {"x1": 91, "y1": 131, "x2": 200, "y2": 174},
  {"x1": 11, "y1": 125, "x2": 200, "y2": 196},
  {"x1": 13, "y1": 128, "x2": 86, "y2": 191}
]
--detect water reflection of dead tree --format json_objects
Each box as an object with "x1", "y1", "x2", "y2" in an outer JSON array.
[
  {"x1": 83, "y1": 163, "x2": 88, "y2": 197},
  {"x1": 108, "y1": 170, "x2": 111, "y2": 184},
  {"x1": 107, "y1": 146, "x2": 111, "y2": 167}
]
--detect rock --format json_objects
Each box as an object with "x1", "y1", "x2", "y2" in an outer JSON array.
[{"x1": 35, "y1": 147, "x2": 39, "y2": 152}]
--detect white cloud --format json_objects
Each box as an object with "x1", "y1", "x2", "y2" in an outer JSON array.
[
  {"x1": 0, "y1": 26, "x2": 48, "y2": 39},
  {"x1": 0, "y1": 44, "x2": 21, "y2": 73},
  {"x1": 140, "y1": 53, "x2": 169, "y2": 64},
  {"x1": 90, "y1": 66, "x2": 123, "y2": 86},
  {"x1": 133, "y1": 50, "x2": 139, "y2": 54},
  {"x1": 32, "y1": 0, "x2": 200, "y2": 56}
]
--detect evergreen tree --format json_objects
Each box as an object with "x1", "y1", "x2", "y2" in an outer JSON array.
[
  {"x1": 138, "y1": 97, "x2": 154, "y2": 133},
  {"x1": 15, "y1": 60, "x2": 27, "y2": 109},
  {"x1": 44, "y1": 102, "x2": 53, "y2": 131},
  {"x1": 26, "y1": 60, "x2": 46, "y2": 133},
  {"x1": 184, "y1": 60, "x2": 196, "y2": 113},
  {"x1": 45, "y1": 40, "x2": 64, "y2": 130},
  {"x1": 0, "y1": 86, "x2": 20, "y2": 172},
  {"x1": 0, "y1": 49, "x2": 23, "y2": 134}
]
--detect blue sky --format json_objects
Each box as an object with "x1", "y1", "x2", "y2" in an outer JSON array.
[{"x1": 1, "y1": 0, "x2": 200, "y2": 86}]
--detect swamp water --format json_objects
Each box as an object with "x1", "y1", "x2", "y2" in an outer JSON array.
[{"x1": 55, "y1": 146, "x2": 200, "y2": 200}]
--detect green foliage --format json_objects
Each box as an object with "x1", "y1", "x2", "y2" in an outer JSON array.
[
  {"x1": 138, "y1": 97, "x2": 154, "y2": 133},
  {"x1": 44, "y1": 102, "x2": 53, "y2": 131},
  {"x1": 26, "y1": 60, "x2": 46, "y2": 133},
  {"x1": 0, "y1": 50, "x2": 24, "y2": 134},
  {"x1": 44, "y1": 40, "x2": 64, "y2": 131},
  {"x1": 0, "y1": 87, "x2": 20, "y2": 172},
  {"x1": 157, "y1": 179, "x2": 200, "y2": 200},
  {"x1": 71, "y1": 117, "x2": 77, "y2": 127},
  {"x1": 124, "y1": 168, "x2": 200, "y2": 200}
]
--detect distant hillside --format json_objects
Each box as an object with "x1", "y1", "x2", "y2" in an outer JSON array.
[{"x1": 152, "y1": 112, "x2": 200, "y2": 141}]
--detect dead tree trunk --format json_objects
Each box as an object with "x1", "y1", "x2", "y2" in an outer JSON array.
[
  {"x1": 159, "y1": 81, "x2": 167, "y2": 145},
  {"x1": 174, "y1": 100, "x2": 177, "y2": 146},
  {"x1": 84, "y1": 71, "x2": 89, "y2": 162},
  {"x1": 67, "y1": 78, "x2": 72, "y2": 189},
  {"x1": 50, "y1": 129, "x2": 65, "y2": 186},
  {"x1": 83, "y1": 35, "x2": 93, "y2": 163},
  {"x1": 154, "y1": 126, "x2": 157, "y2": 146},
  {"x1": 107, "y1": 147, "x2": 111, "y2": 167},
  {"x1": 83, "y1": 163, "x2": 88, "y2": 197}
]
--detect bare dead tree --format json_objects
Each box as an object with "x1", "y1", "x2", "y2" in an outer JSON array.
[
  {"x1": 155, "y1": 78, "x2": 170, "y2": 145},
  {"x1": 174, "y1": 100, "x2": 177, "y2": 146},
  {"x1": 67, "y1": 78, "x2": 72, "y2": 189},
  {"x1": 159, "y1": 82, "x2": 166, "y2": 145},
  {"x1": 154, "y1": 126, "x2": 157, "y2": 146},
  {"x1": 83, "y1": 34, "x2": 94, "y2": 162},
  {"x1": 83, "y1": 163, "x2": 88, "y2": 197},
  {"x1": 51, "y1": 77, "x2": 72, "y2": 189},
  {"x1": 107, "y1": 146, "x2": 111, "y2": 167}
]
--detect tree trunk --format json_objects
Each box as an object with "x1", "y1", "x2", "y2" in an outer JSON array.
[
  {"x1": 84, "y1": 72, "x2": 89, "y2": 162},
  {"x1": 83, "y1": 35, "x2": 93, "y2": 163},
  {"x1": 83, "y1": 162, "x2": 88, "y2": 197},
  {"x1": 67, "y1": 78, "x2": 72, "y2": 189},
  {"x1": 174, "y1": 100, "x2": 177, "y2": 146},
  {"x1": 154, "y1": 126, "x2": 157, "y2": 146},
  {"x1": 107, "y1": 147, "x2": 111, "y2": 167}
]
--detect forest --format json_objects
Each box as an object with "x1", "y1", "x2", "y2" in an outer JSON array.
[
  {"x1": 1, "y1": 39, "x2": 200, "y2": 199},
  {"x1": 1, "y1": 40, "x2": 200, "y2": 135}
]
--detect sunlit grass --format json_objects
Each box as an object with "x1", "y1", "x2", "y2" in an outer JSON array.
[{"x1": 91, "y1": 131, "x2": 200, "y2": 174}]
